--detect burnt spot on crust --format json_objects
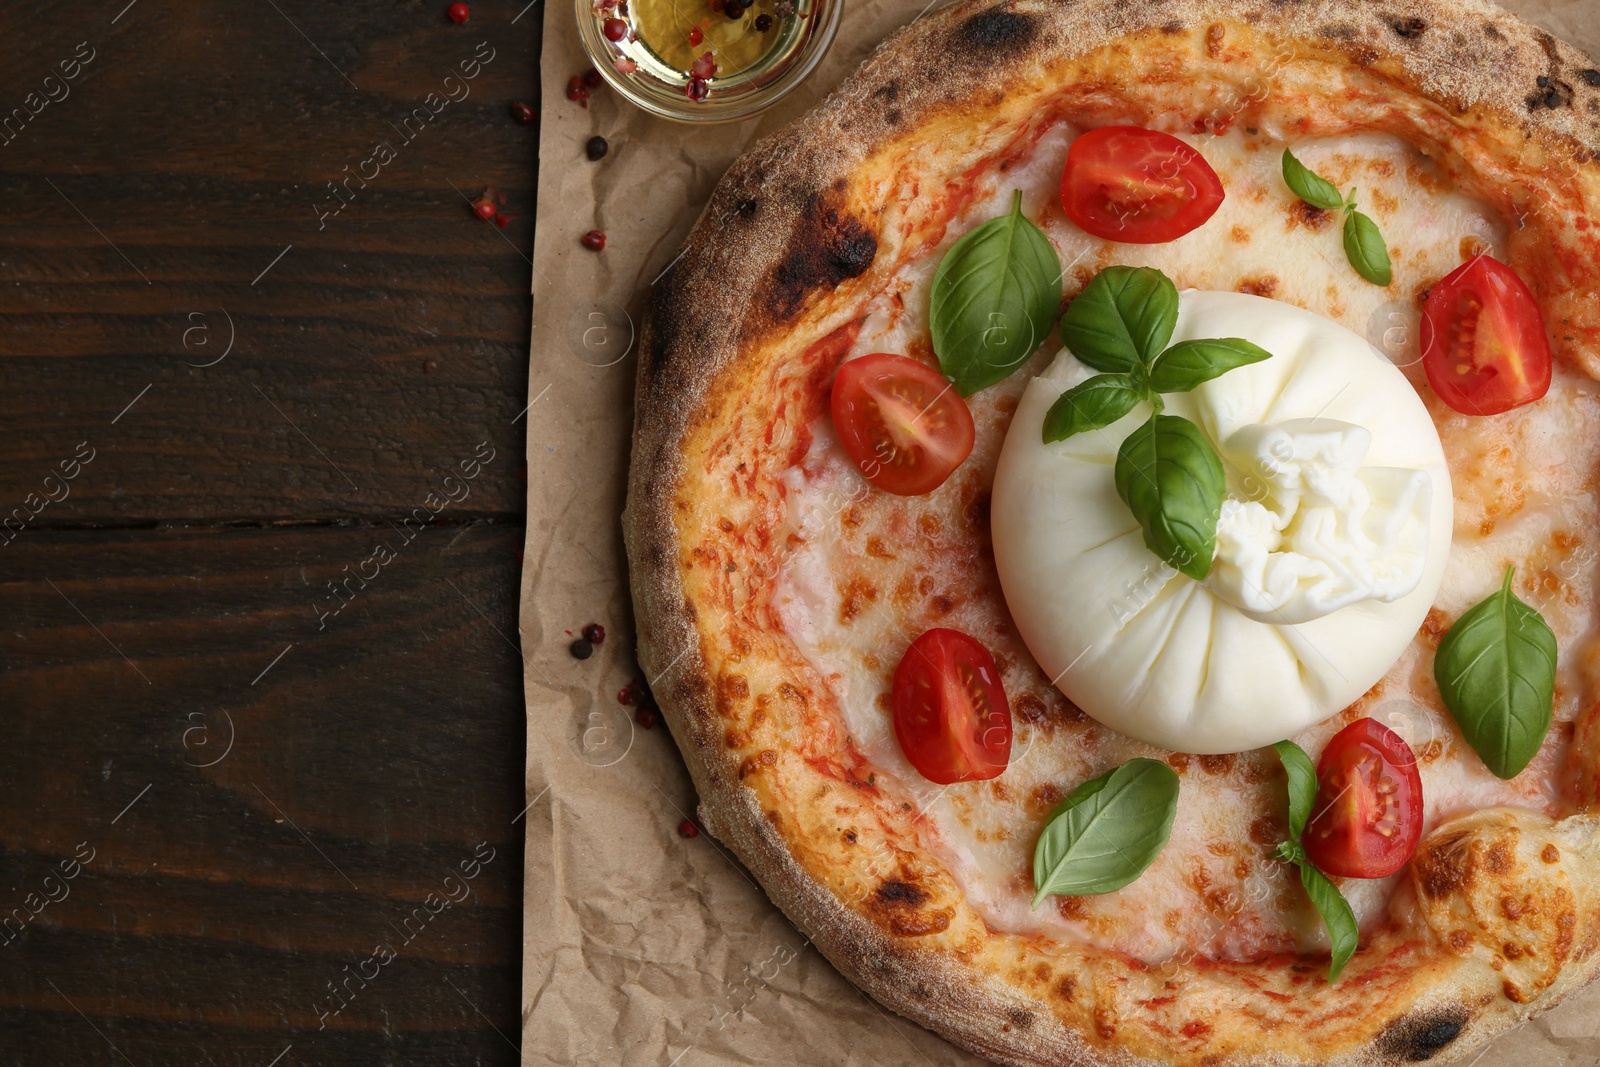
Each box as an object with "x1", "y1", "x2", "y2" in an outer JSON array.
[
  {"x1": 1529, "y1": 75, "x2": 1574, "y2": 111},
  {"x1": 870, "y1": 879, "x2": 952, "y2": 936},
  {"x1": 875, "y1": 879, "x2": 928, "y2": 907},
  {"x1": 1377, "y1": 1008, "x2": 1468, "y2": 1061},
  {"x1": 952, "y1": 8, "x2": 1038, "y2": 58},
  {"x1": 1393, "y1": 16, "x2": 1427, "y2": 39},
  {"x1": 646, "y1": 264, "x2": 710, "y2": 376},
  {"x1": 766, "y1": 194, "x2": 878, "y2": 321},
  {"x1": 1581, "y1": 69, "x2": 1600, "y2": 88},
  {"x1": 1524, "y1": 31, "x2": 1577, "y2": 111},
  {"x1": 1006, "y1": 1008, "x2": 1035, "y2": 1030},
  {"x1": 876, "y1": 81, "x2": 902, "y2": 125}
]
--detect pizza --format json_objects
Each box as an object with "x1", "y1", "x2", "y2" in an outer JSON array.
[{"x1": 621, "y1": 1, "x2": 1600, "y2": 1064}]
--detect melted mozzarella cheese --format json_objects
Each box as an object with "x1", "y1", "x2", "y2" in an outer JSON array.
[
  {"x1": 991, "y1": 292, "x2": 1453, "y2": 753},
  {"x1": 771, "y1": 125, "x2": 1594, "y2": 963}
]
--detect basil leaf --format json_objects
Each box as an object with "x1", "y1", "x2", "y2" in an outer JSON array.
[
  {"x1": 1042, "y1": 374, "x2": 1142, "y2": 442},
  {"x1": 1058, "y1": 265, "x2": 1178, "y2": 374},
  {"x1": 1114, "y1": 414, "x2": 1223, "y2": 580},
  {"x1": 1030, "y1": 758, "x2": 1179, "y2": 906},
  {"x1": 1146, "y1": 338, "x2": 1273, "y2": 394},
  {"x1": 930, "y1": 190, "x2": 1062, "y2": 396},
  {"x1": 1271, "y1": 739, "x2": 1358, "y2": 981},
  {"x1": 1342, "y1": 209, "x2": 1392, "y2": 286},
  {"x1": 1434, "y1": 566, "x2": 1558, "y2": 779},
  {"x1": 1298, "y1": 862, "x2": 1359, "y2": 982},
  {"x1": 1281, "y1": 149, "x2": 1344, "y2": 212},
  {"x1": 1271, "y1": 740, "x2": 1318, "y2": 841}
]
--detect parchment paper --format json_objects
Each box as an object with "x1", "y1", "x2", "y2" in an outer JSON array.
[{"x1": 521, "y1": 2, "x2": 1600, "y2": 1063}]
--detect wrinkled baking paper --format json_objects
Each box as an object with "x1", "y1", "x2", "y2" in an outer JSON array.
[{"x1": 522, "y1": 1, "x2": 1600, "y2": 1062}]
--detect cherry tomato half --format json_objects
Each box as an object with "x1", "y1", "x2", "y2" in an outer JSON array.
[
  {"x1": 1059, "y1": 126, "x2": 1226, "y2": 244},
  {"x1": 1304, "y1": 718, "x2": 1424, "y2": 879},
  {"x1": 830, "y1": 353, "x2": 975, "y2": 496},
  {"x1": 1420, "y1": 254, "x2": 1552, "y2": 416},
  {"x1": 892, "y1": 628, "x2": 1012, "y2": 784}
]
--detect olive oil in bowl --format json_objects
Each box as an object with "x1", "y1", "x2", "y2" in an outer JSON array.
[{"x1": 577, "y1": 0, "x2": 839, "y2": 122}]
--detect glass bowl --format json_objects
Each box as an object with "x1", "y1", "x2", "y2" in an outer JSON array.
[{"x1": 575, "y1": 0, "x2": 841, "y2": 123}]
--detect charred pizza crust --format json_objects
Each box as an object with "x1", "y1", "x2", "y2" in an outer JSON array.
[{"x1": 623, "y1": 1, "x2": 1600, "y2": 1064}]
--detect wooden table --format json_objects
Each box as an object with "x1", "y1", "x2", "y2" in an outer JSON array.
[{"x1": 0, "y1": 4, "x2": 539, "y2": 1062}]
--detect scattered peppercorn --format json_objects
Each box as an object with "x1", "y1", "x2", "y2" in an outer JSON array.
[
  {"x1": 686, "y1": 76, "x2": 709, "y2": 101},
  {"x1": 754, "y1": 13, "x2": 772, "y2": 31},
  {"x1": 618, "y1": 686, "x2": 634, "y2": 705},
  {"x1": 580, "y1": 229, "x2": 606, "y2": 251},
  {"x1": 494, "y1": 212, "x2": 513, "y2": 228},
  {"x1": 447, "y1": 2, "x2": 471, "y2": 23},
  {"x1": 582, "y1": 622, "x2": 606, "y2": 644},
  {"x1": 569, "y1": 638, "x2": 593, "y2": 659},
  {"x1": 510, "y1": 100, "x2": 536, "y2": 124},
  {"x1": 677, "y1": 819, "x2": 699, "y2": 838},
  {"x1": 586, "y1": 135, "x2": 609, "y2": 161},
  {"x1": 688, "y1": 25, "x2": 704, "y2": 46},
  {"x1": 773, "y1": 0, "x2": 793, "y2": 16},
  {"x1": 471, "y1": 196, "x2": 496, "y2": 219},
  {"x1": 603, "y1": 17, "x2": 628, "y2": 40},
  {"x1": 636, "y1": 706, "x2": 659, "y2": 729},
  {"x1": 583, "y1": 66, "x2": 604, "y2": 88},
  {"x1": 725, "y1": 0, "x2": 745, "y2": 18},
  {"x1": 566, "y1": 75, "x2": 590, "y2": 107}
]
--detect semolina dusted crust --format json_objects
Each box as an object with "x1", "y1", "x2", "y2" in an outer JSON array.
[{"x1": 622, "y1": 1, "x2": 1600, "y2": 1063}]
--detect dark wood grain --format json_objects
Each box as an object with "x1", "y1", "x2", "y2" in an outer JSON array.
[
  {"x1": 0, "y1": 1, "x2": 541, "y2": 1062},
  {"x1": 0, "y1": 0, "x2": 540, "y2": 523},
  {"x1": 0, "y1": 522, "x2": 528, "y2": 1065}
]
